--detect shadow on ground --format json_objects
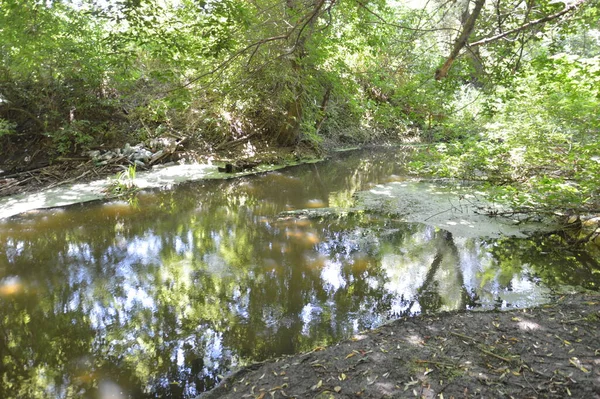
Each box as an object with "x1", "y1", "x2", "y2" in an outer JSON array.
[{"x1": 201, "y1": 293, "x2": 600, "y2": 399}]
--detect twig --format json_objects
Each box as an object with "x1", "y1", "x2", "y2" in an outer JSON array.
[
  {"x1": 449, "y1": 331, "x2": 479, "y2": 343},
  {"x1": 415, "y1": 359, "x2": 459, "y2": 368},
  {"x1": 449, "y1": 331, "x2": 513, "y2": 363},
  {"x1": 469, "y1": 0, "x2": 587, "y2": 48},
  {"x1": 424, "y1": 207, "x2": 454, "y2": 221},
  {"x1": 561, "y1": 317, "x2": 588, "y2": 324},
  {"x1": 522, "y1": 369, "x2": 539, "y2": 395},
  {"x1": 0, "y1": 166, "x2": 49, "y2": 179},
  {"x1": 0, "y1": 177, "x2": 33, "y2": 192},
  {"x1": 28, "y1": 172, "x2": 42, "y2": 184},
  {"x1": 45, "y1": 170, "x2": 91, "y2": 190},
  {"x1": 55, "y1": 157, "x2": 90, "y2": 162},
  {"x1": 477, "y1": 347, "x2": 512, "y2": 363},
  {"x1": 215, "y1": 132, "x2": 258, "y2": 151}
]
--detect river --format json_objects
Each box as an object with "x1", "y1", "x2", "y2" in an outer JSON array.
[{"x1": 0, "y1": 148, "x2": 598, "y2": 398}]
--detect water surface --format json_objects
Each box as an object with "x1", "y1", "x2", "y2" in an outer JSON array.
[{"x1": 1, "y1": 148, "x2": 598, "y2": 398}]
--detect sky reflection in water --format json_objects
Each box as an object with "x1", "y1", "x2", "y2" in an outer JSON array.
[{"x1": 0, "y1": 149, "x2": 598, "y2": 398}]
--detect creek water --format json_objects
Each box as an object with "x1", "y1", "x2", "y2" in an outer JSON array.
[{"x1": 1, "y1": 148, "x2": 598, "y2": 398}]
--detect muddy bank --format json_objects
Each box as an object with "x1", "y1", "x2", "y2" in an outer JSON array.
[{"x1": 200, "y1": 293, "x2": 600, "y2": 399}]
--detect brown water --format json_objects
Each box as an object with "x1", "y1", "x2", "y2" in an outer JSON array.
[{"x1": 1, "y1": 148, "x2": 598, "y2": 398}]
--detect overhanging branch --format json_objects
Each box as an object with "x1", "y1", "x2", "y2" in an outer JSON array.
[
  {"x1": 469, "y1": 0, "x2": 587, "y2": 48},
  {"x1": 435, "y1": 0, "x2": 486, "y2": 80}
]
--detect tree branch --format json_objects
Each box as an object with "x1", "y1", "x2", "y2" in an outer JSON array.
[
  {"x1": 469, "y1": 0, "x2": 587, "y2": 48},
  {"x1": 436, "y1": 0, "x2": 486, "y2": 80},
  {"x1": 356, "y1": 0, "x2": 457, "y2": 32}
]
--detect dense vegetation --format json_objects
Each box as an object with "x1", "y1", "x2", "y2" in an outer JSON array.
[{"x1": 1, "y1": 0, "x2": 599, "y2": 212}]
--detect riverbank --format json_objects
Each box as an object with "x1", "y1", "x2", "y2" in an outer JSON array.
[
  {"x1": 0, "y1": 137, "x2": 323, "y2": 199},
  {"x1": 200, "y1": 293, "x2": 600, "y2": 399},
  {"x1": 0, "y1": 138, "x2": 333, "y2": 219}
]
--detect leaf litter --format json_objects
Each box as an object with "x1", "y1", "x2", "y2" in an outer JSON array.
[{"x1": 200, "y1": 294, "x2": 599, "y2": 398}]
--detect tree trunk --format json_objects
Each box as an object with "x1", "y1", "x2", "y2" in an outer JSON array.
[
  {"x1": 275, "y1": 0, "x2": 325, "y2": 146},
  {"x1": 277, "y1": 61, "x2": 304, "y2": 146},
  {"x1": 435, "y1": 0, "x2": 486, "y2": 80}
]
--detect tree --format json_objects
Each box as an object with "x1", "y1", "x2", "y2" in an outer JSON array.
[{"x1": 435, "y1": 0, "x2": 591, "y2": 80}]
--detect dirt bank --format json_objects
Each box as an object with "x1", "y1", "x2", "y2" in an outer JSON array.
[{"x1": 200, "y1": 293, "x2": 600, "y2": 399}]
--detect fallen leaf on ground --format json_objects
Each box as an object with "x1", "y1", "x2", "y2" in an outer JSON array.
[{"x1": 569, "y1": 357, "x2": 590, "y2": 373}]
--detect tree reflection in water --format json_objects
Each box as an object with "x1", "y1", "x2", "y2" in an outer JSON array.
[{"x1": 0, "y1": 149, "x2": 598, "y2": 398}]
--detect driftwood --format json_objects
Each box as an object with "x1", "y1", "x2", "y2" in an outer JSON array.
[
  {"x1": 217, "y1": 160, "x2": 260, "y2": 173},
  {"x1": 215, "y1": 133, "x2": 257, "y2": 151},
  {"x1": 149, "y1": 137, "x2": 188, "y2": 165},
  {"x1": 44, "y1": 170, "x2": 91, "y2": 190},
  {"x1": 0, "y1": 177, "x2": 33, "y2": 193}
]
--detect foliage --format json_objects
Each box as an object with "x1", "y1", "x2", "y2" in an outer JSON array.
[
  {"x1": 1, "y1": 0, "x2": 599, "y2": 214},
  {"x1": 106, "y1": 165, "x2": 138, "y2": 196},
  {"x1": 0, "y1": 118, "x2": 16, "y2": 137},
  {"x1": 409, "y1": 45, "x2": 600, "y2": 213}
]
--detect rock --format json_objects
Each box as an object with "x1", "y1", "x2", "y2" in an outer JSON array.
[
  {"x1": 582, "y1": 216, "x2": 600, "y2": 227},
  {"x1": 87, "y1": 150, "x2": 101, "y2": 159},
  {"x1": 150, "y1": 150, "x2": 164, "y2": 164},
  {"x1": 130, "y1": 148, "x2": 152, "y2": 163}
]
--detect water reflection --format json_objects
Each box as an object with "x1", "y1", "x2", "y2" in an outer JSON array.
[{"x1": 0, "y1": 149, "x2": 598, "y2": 398}]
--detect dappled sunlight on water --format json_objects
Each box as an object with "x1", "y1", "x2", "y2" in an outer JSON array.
[{"x1": 0, "y1": 149, "x2": 598, "y2": 398}]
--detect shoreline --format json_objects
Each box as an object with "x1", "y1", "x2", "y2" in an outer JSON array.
[
  {"x1": 199, "y1": 293, "x2": 600, "y2": 399},
  {"x1": 0, "y1": 158, "x2": 322, "y2": 220},
  {"x1": 0, "y1": 143, "x2": 419, "y2": 220}
]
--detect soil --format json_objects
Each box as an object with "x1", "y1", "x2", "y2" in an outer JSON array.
[{"x1": 200, "y1": 293, "x2": 600, "y2": 399}]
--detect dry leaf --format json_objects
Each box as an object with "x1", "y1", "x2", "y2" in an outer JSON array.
[
  {"x1": 569, "y1": 357, "x2": 590, "y2": 373},
  {"x1": 311, "y1": 380, "x2": 323, "y2": 391}
]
